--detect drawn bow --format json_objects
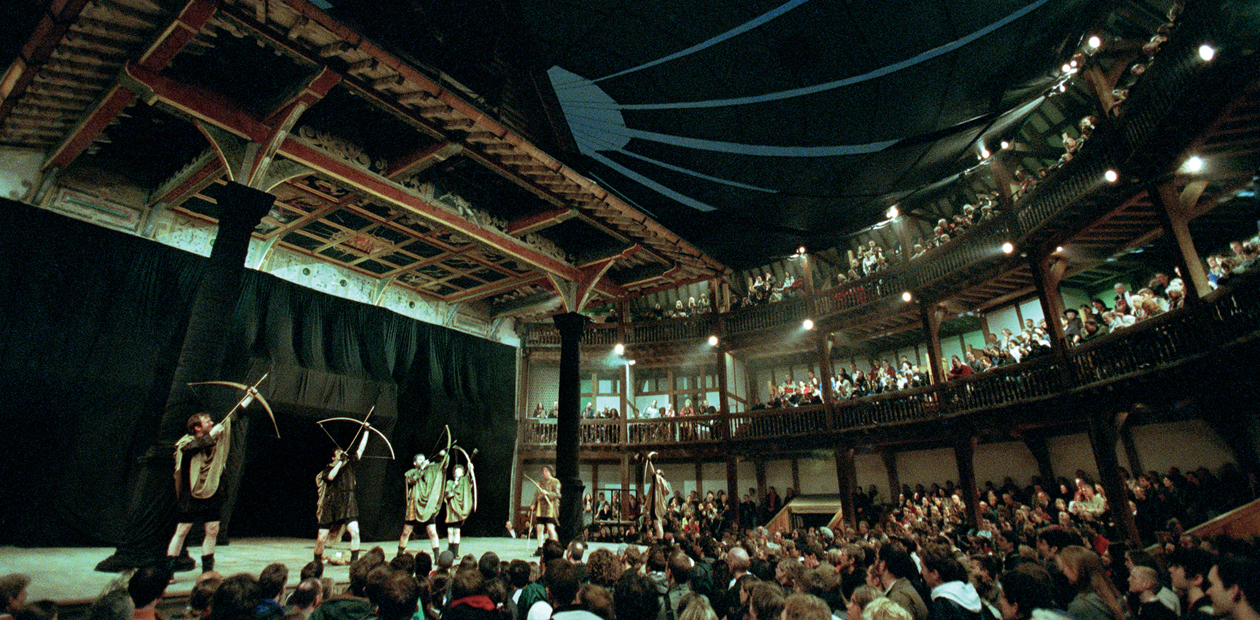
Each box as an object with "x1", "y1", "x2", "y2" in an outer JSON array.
[
  {"x1": 317, "y1": 410, "x2": 397, "y2": 460},
  {"x1": 188, "y1": 372, "x2": 280, "y2": 438}
]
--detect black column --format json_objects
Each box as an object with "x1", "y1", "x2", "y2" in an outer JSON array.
[
  {"x1": 97, "y1": 182, "x2": 273, "y2": 571},
  {"x1": 1087, "y1": 407, "x2": 1141, "y2": 548},
  {"x1": 954, "y1": 435, "x2": 981, "y2": 529},
  {"x1": 553, "y1": 311, "x2": 587, "y2": 543},
  {"x1": 835, "y1": 447, "x2": 857, "y2": 528}
]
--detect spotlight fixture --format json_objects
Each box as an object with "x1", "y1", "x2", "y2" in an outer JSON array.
[
  {"x1": 1104, "y1": 169, "x2": 1119, "y2": 183},
  {"x1": 708, "y1": 335, "x2": 719, "y2": 346},
  {"x1": 901, "y1": 291, "x2": 913, "y2": 303},
  {"x1": 627, "y1": 359, "x2": 636, "y2": 366},
  {"x1": 1061, "y1": 63, "x2": 1072, "y2": 74},
  {"x1": 797, "y1": 245, "x2": 807, "y2": 255},
  {"x1": 979, "y1": 144, "x2": 991, "y2": 159},
  {"x1": 1000, "y1": 140, "x2": 1010, "y2": 150},
  {"x1": 1056, "y1": 246, "x2": 1065, "y2": 253},
  {"x1": 1185, "y1": 156, "x2": 1204, "y2": 173},
  {"x1": 614, "y1": 343, "x2": 625, "y2": 355},
  {"x1": 886, "y1": 206, "x2": 899, "y2": 219},
  {"x1": 803, "y1": 319, "x2": 815, "y2": 331},
  {"x1": 1002, "y1": 242, "x2": 1015, "y2": 254},
  {"x1": 1088, "y1": 35, "x2": 1102, "y2": 49},
  {"x1": 1199, "y1": 44, "x2": 1216, "y2": 62}
]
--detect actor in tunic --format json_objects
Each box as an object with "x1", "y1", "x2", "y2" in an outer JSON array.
[
  {"x1": 398, "y1": 449, "x2": 448, "y2": 558},
  {"x1": 644, "y1": 452, "x2": 672, "y2": 541},
  {"x1": 444, "y1": 462, "x2": 475, "y2": 556},
  {"x1": 314, "y1": 432, "x2": 368, "y2": 564},
  {"x1": 166, "y1": 412, "x2": 230, "y2": 573},
  {"x1": 533, "y1": 466, "x2": 561, "y2": 555}
]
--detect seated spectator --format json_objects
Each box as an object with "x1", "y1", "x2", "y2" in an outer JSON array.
[
  {"x1": 128, "y1": 567, "x2": 171, "y2": 620},
  {"x1": 996, "y1": 565, "x2": 1074, "y2": 620},
  {"x1": 286, "y1": 579, "x2": 322, "y2": 618},
  {"x1": 0, "y1": 575, "x2": 29, "y2": 619},
  {"x1": 1129, "y1": 567, "x2": 1177, "y2": 620}
]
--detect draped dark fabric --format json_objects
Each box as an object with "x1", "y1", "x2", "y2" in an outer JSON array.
[{"x1": 0, "y1": 199, "x2": 517, "y2": 546}]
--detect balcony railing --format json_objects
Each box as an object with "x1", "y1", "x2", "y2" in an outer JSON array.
[{"x1": 521, "y1": 278, "x2": 1259, "y2": 450}]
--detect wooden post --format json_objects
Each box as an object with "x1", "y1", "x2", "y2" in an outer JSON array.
[
  {"x1": 791, "y1": 458, "x2": 801, "y2": 496},
  {"x1": 1151, "y1": 182, "x2": 1210, "y2": 301},
  {"x1": 954, "y1": 435, "x2": 982, "y2": 528},
  {"x1": 882, "y1": 450, "x2": 900, "y2": 505},
  {"x1": 1023, "y1": 432, "x2": 1057, "y2": 488},
  {"x1": 835, "y1": 447, "x2": 857, "y2": 528},
  {"x1": 818, "y1": 333, "x2": 834, "y2": 406},
  {"x1": 553, "y1": 312, "x2": 588, "y2": 544},
  {"x1": 1087, "y1": 407, "x2": 1142, "y2": 548},
  {"x1": 919, "y1": 301, "x2": 945, "y2": 384}
]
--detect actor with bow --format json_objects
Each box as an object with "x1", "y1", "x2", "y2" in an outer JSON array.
[
  {"x1": 443, "y1": 446, "x2": 477, "y2": 557},
  {"x1": 399, "y1": 445, "x2": 448, "y2": 558}
]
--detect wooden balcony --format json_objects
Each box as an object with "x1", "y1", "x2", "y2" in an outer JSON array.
[{"x1": 520, "y1": 275, "x2": 1260, "y2": 455}]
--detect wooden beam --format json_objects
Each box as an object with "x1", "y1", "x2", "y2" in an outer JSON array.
[
  {"x1": 507, "y1": 207, "x2": 576, "y2": 236},
  {"x1": 385, "y1": 141, "x2": 462, "y2": 179}
]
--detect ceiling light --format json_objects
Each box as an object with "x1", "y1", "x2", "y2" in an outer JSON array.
[
  {"x1": 901, "y1": 291, "x2": 913, "y2": 302},
  {"x1": 1104, "y1": 169, "x2": 1119, "y2": 183},
  {"x1": 1000, "y1": 140, "x2": 1010, "y2": 150},
  {"x1": 1056, "y1": 246, "x2": 1064, "y2": 253},
  {"x1": 1199, "y1": 44, "x2": 1216, "y2": 62},
  {"x1": 797, "y1": 245, "x2": 807, "y2": 255},
  {"x1": 886, "y1": 206, "x2": 899, "y2": 219},
  {"x1": 1002, "y1": 242, "x2": 1015, "y2": 254},
  {"x1": 708, "y1": 335, "x2": 719, "y2": 346},
  {"x1": 614, "y1": 343, "x2": 624, "y2": 355},
  {"x1": 1185, "y1": 156, "x2": 1204, "y2": 173},
  {"x1": 1061, "y1": 63, "x2": 1072, "y2": 74},
  {"x1": 628, "y1": 359, "x2": 636, "y2": 366},
  {"x1": 803, "y1": 319, "x2": 815, "y2": 331},
  {"x1": 979, "y1": 144, "x2": 991, "y2": 159},
  {"x1": 1088, "y1": 35, "x2": 1102, "y2": 49}
]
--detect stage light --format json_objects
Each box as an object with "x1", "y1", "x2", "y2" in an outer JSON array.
[
  {"x1": 797, "y1": 245, "x2": 807, "y2": 255},
  {"x1": 1088, "y1": 35, "x2": 1102, "y2": 49},
  {"x1": 708, "y1": 335, "x2": 719, "y2": 346},
  {"x1": 614, "y1": 343, "x2": 624, "y2": 355},
  {"x1": 1000, "y1": 140, "x2": 1010, "y2": 150},
  {"x1": 1199, "y1": 44, "x2": 1216, "y2": 62},
  {"x1": 901, "y1": 291, "x2": 913, "y2": 302},
  {"x1": 803, "y1": 319, "x2": 815, "y2": 330},
  {"x1": 1104, "y1": 169, "x2": 1119, "y2": 183},
  {"x1": 1056, "y1": 246, "x2": 1065, "y2": 253},
  {"x1": 627, "y1": 359, "x2": 636, "y2": 365},
  {"x1": 886, "y1": 206, "x2": 899, "y2": 219},
  {"x1": 1185, "y1": 156, "x2": 1204, "y2": 173},
  {"x1": 979, "y1": 144, "x2": 991, "y2": 159},
  {"x1": 1002, "y1": 242, "x2": 1015, "y2": 254},
  {"x1": 1061, "y1": 63, "x2": 1072, "y2": 74}
]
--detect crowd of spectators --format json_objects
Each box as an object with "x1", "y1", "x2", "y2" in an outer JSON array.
[
  {"x1": 12, "y1": 460, "x2": 1255, "y2": 620},
  {"x1": 730, "y1": 272, "x2": 804, "y2": 310}
]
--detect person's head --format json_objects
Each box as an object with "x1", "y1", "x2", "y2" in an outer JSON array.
[
  {"x1": 1128, "y1": 566, "x2": 1159, "y2": 595},
  {"x1": 546, "y1": 560, "x2": 581, "y2": 607},
  {"x1": 1035, "y1": 528, "x2": 1076, "y2": 559},
  {"x1": 577, "y1": 584, "x2": 615, "y2": 620},
  {"x1": 876, "y1": 543, "x2": 917, "y2": 581},
  {"x1": 86, "y1": 591, "x2": 133, "y2": 620},
  {"x1": 0, "y1": 576, "x2": 28, "y2": 616},
  {"x1": 668, "y1": 551, "x2": 694, "y2": 585},
  {"x1": 541, "y1": 538, "x2": 565, "y2": 563},
  {"x1": 919, "y1": 545, "x2": 967, "y2": 587},
  {"x1": 847, "y1": 585, "x2": 882, "y2": 620},
  {"x1": 749, "y1": 582, "x2": 785, "y2": 620},
  {"x1": 782, "y1": 593, "x2": 831, "y2": 620},
  {"x1": 186, "y1": 413, "x2": 213, "y2": 437},
  {"x1": 287, "y1": 578, "x2": 322, "y2": 611},
  {"x1": 372, "y1": 570, "x2": 419, "y2": 620},
  {"x1": 542, "y1": 465, "x2": 554, "y2": 479},
  {"x1": 1209, "y1": 556, "x2": 1260, "y2": 619},
  {"x1": 1057, "y1": 547, "x2": 1123, "y2": 620},
  {"x1": 728, "y1": 546, "x2": 752, "y2": 573},
  {"x1": 613, "y1": 573, "x2": 660, "y2": 620},
  {"x1": 258, "y1": 563, "x2": 288, "y2": 602},
  {"x1": 189, "y1": 575, "x2": 221, "y2": 616},
  {"x1": 1168, "y1": 547, "x2": 1214, "y2": 592},
  {"x1": 348, "y1": 550, "x2": 384, "y2": 597},
  {"x1": 212, "y1": 573, "x2": 260, "y2": 620},
  {"x1": 998, "y1": 565, "x2": 1056, "y2": 620},
  {"x1": 127, "y1": 566, "x2": 171, "y2": 609},
  {"x1": 862, "y1": 598, "x2": 913, "y2": 620},
  {"x1": 413, "y1": 453, "x2": 427, "y2": 468},
  {"x1": 566, "y1": 541, "x2": 586, "y2": 563}
]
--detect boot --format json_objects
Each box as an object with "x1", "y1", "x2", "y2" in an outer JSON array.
[
  {"x1": 201, "y1": 554, "x2": 215, "y2": 573},
  {"x1": 350, "y1": 549, "x2": 360, "y2": 563},
  {"x1": 448, "y1": 542, "x2": 459, "y2": 557},
  {"x1": 172, "y1": 552, "x2": 196, "y2": 573}
]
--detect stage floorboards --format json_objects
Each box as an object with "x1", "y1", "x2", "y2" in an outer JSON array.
[{"x1": 0, "y1": 537, "x2": 608, "y2": 605}]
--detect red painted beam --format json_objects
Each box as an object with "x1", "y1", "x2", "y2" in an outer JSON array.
[
  {"x1": 43, "y1": 0, "x2": 220, "y2": 171},
  {"x1": 506, "y1": 207, "x2": 574, "y2": 236},
  {"x1": 0, "y1": 0, "x2": 93, "y2": 121},
  {"x1": 385, "y1": 141, "x2": 451, "y2": 179},
  {"x1": 149, "y1": 152, "x2": 223, "y2": 206},
  {"x1": 448, "y1": 274, "x2": 548, "y2": 304},
  {"x1": 278, "y1": 137, "x2": 586, "y2": 283},
  {"x1": 122, "y1": 62, "x2": 270, "y2": 142}
]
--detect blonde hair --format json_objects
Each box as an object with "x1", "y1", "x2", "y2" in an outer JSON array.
[{"x1": 863, "y1": 598, "x2": 913, "y2": 620}]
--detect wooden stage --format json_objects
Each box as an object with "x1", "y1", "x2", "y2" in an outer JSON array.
[{"x1": 0, "y1": 536, "x2": 602, "y2": 606}]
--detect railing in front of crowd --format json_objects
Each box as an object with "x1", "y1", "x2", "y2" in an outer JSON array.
[{"x1": 520, "y1": 279, "x2": 1259, "y2": 449}]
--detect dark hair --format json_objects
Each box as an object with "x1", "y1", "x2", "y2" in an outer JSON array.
[
  {"x1": 373, "y1": 570, "x2": 420, "y2": 620},
  {"x1": 1036, "y1": 527, "x2": 1078, "y2": 553},
  {"x1": 414, "y1": 552, "x2": 432, "y2": 579},
  {"x1": 186, "y1": 413, "x2": 210, "y2": 434},
  {"x1": 86, "y1": 591, "x2": 133, "y2": 620},
  {"x1": 542, "y1": 539, "x2": 565, "y2": 562},
  {"x1": 877, "y1": 543, "x2": 917, "y2": 579},
  {"x1": 612, "y1": 573, "x2": 660, "y2": 620},
  {"x1": 189, "y1": 576, "x2": 221, "y2": 614},
  {"x1": 1168, "y1": 547, "x2": 1214, "y2": 580},
  {"x1": 286, "y1": 578, "x2": 321, "y2": 609},
  {"x1": 1215, "y1": 556, "x2": 1260, "y2": 607},
  {"x1": 668, "y1": 551, "x2": 693, "y2": 584},
  {"x1": 547, "y1": 561, "x2": 582, "y2": 608},
  {"x1": 999, "y1": 565, "x2": 1055, "y2": 618},
  {"x1": 449, "y1": 569, "x2": 485, "y2": 600},
  {"x1": 349, "y1": 551, "x2": 385, "y2": 597},
  {"x1": 390, "y1": 553, "x2": 416, "y2": 576},
  {"x1": 567, "y1": 541, "x2": 586, "y2": 562},
  {"x1": 14, "y1": 600, "x2": 56, "y2": 620},
  {"x1": 920, "y1": 545, "x2": 967, "y2": 583},
  {"x1": 586, "y1": 548, "x2": 624, "y2": 588},
  {"x1": 478, "y1": 552, "x2": 500, "y2": 580},
  {"x1": 299, "y1": 560, "x2": 323, "y2": 581},
  {"x1": 210, "y1": 573, "x2": 260, "y2": 620},
  {"x1": 0, "y1": 575, "x2": 30, "y2": 608},
  {"x1": 258, "y1": 563, "x2": 288, "y2": 601},
  {"x1": 508, "y1": 560, "x2": 532, "y2": 589},
  {"x1": 750, "y1": 582, "x2": 785, "y2": 620},
  {"x1": 647, "y1": 547, "x2": 668, "y2": 573},
  {"x1": 127, "y1": 566, "x2": 172, "y2": 609}
]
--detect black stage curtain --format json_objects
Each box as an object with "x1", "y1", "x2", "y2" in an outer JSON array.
[{"x1": 0, "y1": 200, "x2": 517, "y2": 546}]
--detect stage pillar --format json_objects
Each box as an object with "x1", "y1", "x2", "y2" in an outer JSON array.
[
  {"x1": 553, "y1": 311, "x2": 587, "y2": 544},
  {"x1": 1023, "y1": 432, "x2": 1056, "y2": 488},
  {"x1": 835, "y1": 446, "x2": 857, "y2": 528},
  {"x1": 881, "y1": 450, "x2": 900, "y2": 505},
  {"x1": 97, "y1": 182, "x2": 272, "y2": 571},
  {"x1": 919, "y1": 302, "x2": 945, "y2": 384},
  {"x1": 954, "y1": 435, "x2": 981, "y2": 528},
  {"x1": 1087, "y1": 407, "x2": 1141, "y2": 547}
]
